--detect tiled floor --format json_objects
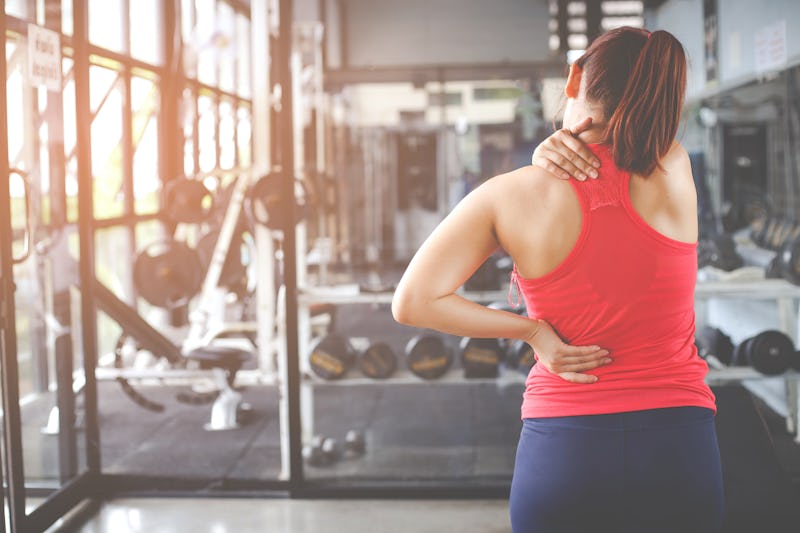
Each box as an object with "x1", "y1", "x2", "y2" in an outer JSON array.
[{"x1": 76, "y1": 498, "x2": 512, "y2": 533}]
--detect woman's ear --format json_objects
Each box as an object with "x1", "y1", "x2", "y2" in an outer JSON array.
[{"x1": 565, "y1": 63, "x2": 582, "y2": 98}]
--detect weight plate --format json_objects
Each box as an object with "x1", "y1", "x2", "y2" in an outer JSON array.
[
  {"x1": 249, "y1": 173, "x2": 309, "y2": 230},
  {"x1": 133, "y1": 239, "x2": 203, "y2": 308},
  {"x1": 164, "y1": 179, "x2": 214, "y2": 223}
]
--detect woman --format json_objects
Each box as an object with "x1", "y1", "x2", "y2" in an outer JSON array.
[{"x1": 392, "y1": 27, "x2": 723, "y2": 532}]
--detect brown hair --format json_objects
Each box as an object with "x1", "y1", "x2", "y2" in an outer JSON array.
[{"x1": 574, "y1": 27, "x2": 687, "y2": 175}]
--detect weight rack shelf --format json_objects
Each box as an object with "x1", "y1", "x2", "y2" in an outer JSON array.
[
  {"x1": 301, "y1": 369, "x2": 527, "y2": 386},
  {"x1": 299, "y1": 367, "x2": 785, "y2": 387},
  {"x1": 298, "y1": 278, "x2": 800, "y2": 443},
  {"x1": 695, "y1": 279, "x2": 800, "y2": 299},
  {"x1": 299, "y1": 279, "x2": 800, "y2": 305}
]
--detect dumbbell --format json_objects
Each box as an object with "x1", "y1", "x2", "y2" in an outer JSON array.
[
  {"x1": 302, "y1": 434, "x2": 340, "y2": 466},
  {"x1": 750, "y1": 216, "x2": 768, "y2": 248},
  {"x1": 405, "y1": 334, "x2": 452, "y2": 379},
  {"x1": 695, "y1": 325, "x2": 734, "y2": 366},
  {"x1": 780, "y1": 234, "x2": 800, "y2": 285},
  {"x1": 308, "y1": 334, "x2": 354, "y2": 380},
  {"x1": 732, "y1": 330, "x2": 795, "y2": 375},
  {"x1": 485, "y1": 301, "x2": 535, "y2": 374},
  {"x1": 765, "y1": 254, "x2": 784, "y2": 279},
  {"x1": 761, "y1": 217, "x2": 781, "y2": 250},
  {"x1": 459, "y1": 337, "x2": 503, "y2": 378},
  {"x1": 344, "y1": 429, "x2": 366, "y2": 457},
  {"x1": 697, "y1": 234, "x2": 743, "y2": 271},
  {"x1": 769, "y1": 219, "x2": 797, "y2": 250},
  {"x1": 357, "y1": 341, "x2": 397, "y2": 379},
  {"x1": 505, "y1": 339, "x2": 537, "y2": 373}
]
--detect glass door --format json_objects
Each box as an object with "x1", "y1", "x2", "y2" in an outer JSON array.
[{"x1": 0, "y1": 3, "x2": 98, "y2": 531}]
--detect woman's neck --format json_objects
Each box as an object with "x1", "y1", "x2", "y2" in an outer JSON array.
[{"x1": 574, "y1": 120, "x2": 606, "y2": 144}]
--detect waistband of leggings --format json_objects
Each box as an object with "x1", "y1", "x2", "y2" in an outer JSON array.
[{"x1": 523, "y1": 406, "x2": 714, "y2": 431}]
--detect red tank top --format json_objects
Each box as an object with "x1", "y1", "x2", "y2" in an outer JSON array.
[{"x1": 510, "y1": 143, "x2": 716, "y2": 419}]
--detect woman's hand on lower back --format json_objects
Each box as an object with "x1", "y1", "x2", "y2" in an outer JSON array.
[
  {"x1": 525, "y1": 319, "x2": 612, "y2": 384},
  {"x1": 531, "y1": 117, "x2": 601, "y2": 181}
]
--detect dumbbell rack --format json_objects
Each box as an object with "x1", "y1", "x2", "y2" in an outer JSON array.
[
  {"x1": 695, "y1": 278, "x2": 800, "y2": 442},
  {"x1": 296, "y1": 286, "x2": 518, "y2": 444},
  {"x1": 297, "y1": 278, "x2": 800, "y2": 444}
]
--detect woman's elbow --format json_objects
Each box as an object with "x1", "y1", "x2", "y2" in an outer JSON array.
[{"x1": 391, "y1": 290, "x2": 419, "y2": 326}]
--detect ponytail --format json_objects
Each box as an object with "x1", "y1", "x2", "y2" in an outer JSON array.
[{"x1": 576, "y1": 27, "x2": 687, "y2": 176}]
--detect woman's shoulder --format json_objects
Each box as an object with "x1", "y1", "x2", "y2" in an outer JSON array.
[
  {"x1": 661, "y1": 141, "x2": 691, "y2": 175},
  {"x1": 485, "y1": 164, "x2": 573, "y2": 201},
  {"x1": 630, "y1": 141, "x2": 698, "y2": 242},
  {"x1": 648, "y1": 142, "x2": 695, "y2": 198}
]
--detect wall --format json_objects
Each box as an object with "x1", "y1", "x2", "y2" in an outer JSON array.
[
  {"x1": 650, "y1": 0, "x2": 705, "y2": 99},
  {"x1": 653, "y1": 0, "x2": 799, "y2": 99},
  {"x1": 341, "y1": 0, "x2": 551, "y2": 68}
]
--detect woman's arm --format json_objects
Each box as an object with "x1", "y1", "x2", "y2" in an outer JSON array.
[{"x1": 392, "y1": 173, "x2": 611, "y2": 384}]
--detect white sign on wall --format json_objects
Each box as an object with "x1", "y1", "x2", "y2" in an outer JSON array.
[
  {"x1": 28, "y1": 24, "x2": 61, "y2": 91},
  {"x1": 754, "y1": 20, "x2": 786, "y2": 74}
]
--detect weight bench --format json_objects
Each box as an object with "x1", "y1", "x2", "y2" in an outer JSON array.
[
  {"x1": 93, "y1": 279, "x2": 254, "y2": 431},
  {"x1": 183, "y1": 345, "x2": 252, "y2": 430}
]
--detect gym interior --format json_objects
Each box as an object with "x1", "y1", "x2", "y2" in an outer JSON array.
[{"x1": 0, "y1": 0, "x2": 798, "y2": 531}]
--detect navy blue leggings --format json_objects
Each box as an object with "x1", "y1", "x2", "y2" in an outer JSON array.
[{"x1": 510, "y1": 407, "x2": 723, "y2": 533}]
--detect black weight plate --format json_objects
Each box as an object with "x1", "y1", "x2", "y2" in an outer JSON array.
[
  {"x1": 405, "y1": 335, "x2": 452, "y2": 380},
  {"x1": 459, "y1": 337, "x2": 502, "y2": 378},
  {"x1": 747, "y1": 330, "x2": 794, "y2": 375},
  {"x1": 309, "y1": 335, "x2": 353, "y2": 380},
  {"x1": 133, "y1": 239, "x2": 203, "y2": 308},
  {"x1": 358, "y1": 342, "x2": 397, "y2": 379},
  {"x1": 249, "y1": 174, "x2": 309, "y2": 230},
  {"x1": 164, "y1": 179, "x2": 214, "y2": 223}
]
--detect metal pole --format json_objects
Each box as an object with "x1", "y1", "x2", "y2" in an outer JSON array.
[
  {"x1": 0, "y1": 2, "x2": 26, "y2": 527},
  {"x1": 73, "y1": 0, "x2": 102, "y2": 476},
  {"x1": 277, "y1": 0, "x2": 303, "y2": 493}
]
